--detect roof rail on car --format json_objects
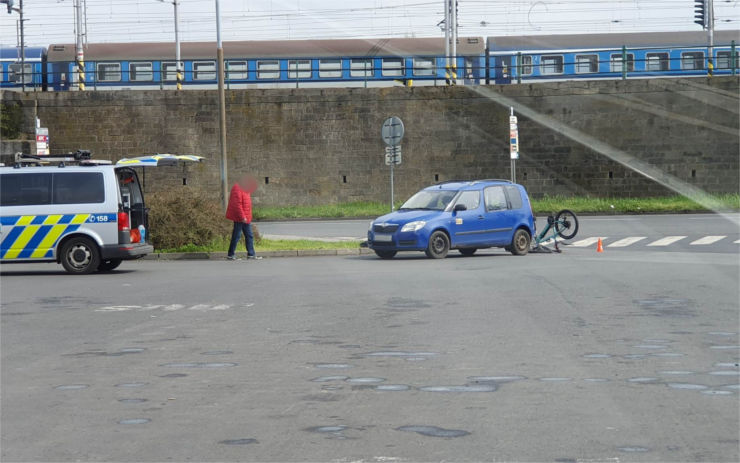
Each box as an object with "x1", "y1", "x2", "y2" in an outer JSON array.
[{"x1": 13, "y1": 150, "x2": 112, "y2": 168}]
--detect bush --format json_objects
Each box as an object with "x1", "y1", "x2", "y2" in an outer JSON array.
[{"x1": 146, "y1": 189, "x2": 261, "y2": 250}]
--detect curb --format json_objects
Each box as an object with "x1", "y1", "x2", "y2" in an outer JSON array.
[{"x1": 144, "y1": 248, "x2": 374, "y2": 261}]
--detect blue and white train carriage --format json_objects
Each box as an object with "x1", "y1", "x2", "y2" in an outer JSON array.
[
  {"x1": 487, "y1": 30, "x2": 739, "y2": 84},
  {"x1": 45, "y1": 37, "x2": 486, "y2": 90},
  {"x1": 0, "y1": 46, "x2": 46, "y2": 89}
]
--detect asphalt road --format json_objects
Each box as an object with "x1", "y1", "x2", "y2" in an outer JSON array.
[
  {"x1": 1, "y1": 245, "x2": 738, "y2": 461},
  {"x1": 257, "y1": 213, "x2": 740, "y2": 253}
]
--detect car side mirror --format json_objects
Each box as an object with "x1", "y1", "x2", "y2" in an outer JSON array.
[{"x1": 453, "y1": 204, "x2": 467, "y2": 212}]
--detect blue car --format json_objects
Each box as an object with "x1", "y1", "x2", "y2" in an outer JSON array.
[{"x1": 368, "y1": 180, "x2": 535, "y2": 259}]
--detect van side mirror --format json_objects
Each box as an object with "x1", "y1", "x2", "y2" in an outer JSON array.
[{"x1": 453, "y1": 204, "x2": 467, "y2": 212}]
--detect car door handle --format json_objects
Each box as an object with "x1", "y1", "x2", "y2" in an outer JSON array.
[{"x1": 478, "y1": 215, "x2": 485, "y2": 220}]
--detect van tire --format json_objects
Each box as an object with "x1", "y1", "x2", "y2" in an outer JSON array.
[
  {"x1": 60, "y1": 237, "x2": 101, "y2": 274},
  {"x1": 510, "y1": 229, "x2": 530, "y2": 256},
  {"x1": 98, "y1": 259, "x2": 123, "y2": 272}
]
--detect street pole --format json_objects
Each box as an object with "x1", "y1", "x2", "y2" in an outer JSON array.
[
  {"x1": 444, "y1": 0, "x2": 450, "y2": 85},
  {"x1": 19, "y1": 0, "x2": 24, "y2": 91},
  {"x1": 174, "y1": 0, "x2": 182, "y2": 90},
  {"x1": 708, "y1": 0, "x2": 714, "y2": 76},
  {"x1": 216, "y1": 0, "x2": 228, "y2": 210},
  {"x1": 451, "y1": 0, "x2": 457, "y2": 85},
  {"x1": 74, "y1": 0, "x2": 85, "y2": 91}
]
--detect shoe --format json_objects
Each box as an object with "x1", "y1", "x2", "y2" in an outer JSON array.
[
  {"x1": 226, "y1": 255, "x2": 242, "y2": 260},
  {"x1": 247, "y1": 255, "x2": 263, "y2": 260}
]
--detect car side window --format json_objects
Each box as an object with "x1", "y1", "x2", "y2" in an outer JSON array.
[
  {"x1": 455, "y1": 190, "x2": 480, "y2": 211},
  {"x1": 485, "y1": 186, "x2": 508, "y2": 212},
  {"x1": 504, "y1": 185, "x2": 523, "y2": 209}
]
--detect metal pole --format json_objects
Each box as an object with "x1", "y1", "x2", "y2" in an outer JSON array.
[
  {"x1": 516, "y1": 52, "x2": 522, "y2": 84},
  {"x1": 731, "y1": 40, "x2": 736, "y2": 76},
  {"x1": 74, "y1": 0, "x2": 85, "y2": 91},
  {"x1": 708, "y1": 0, "x2": 714, "y2": 76},
  {"x1": 621, "y1": 45, "x2": 627, "y2": 80},
  {"x1": 174, "y1": 0, "x2": 182, "y2": 90},
  {"x1": 444, "y1": 0, "x2": 450, "y2": 85},
  {"x1": 510, "y1": 107, "x2": 515, "y2": 183},
  {"x1": 390, "y1": 161, "x2": 395, "y2": 212},
  {"x1": 216, "y1": 0, "x2": 228, "y2": 210},
  {"x1": 19, "y1": 0, "x2": 25, "y2": 91},
  {"x1": 451, "y1": 0, "x2": 457, "y2": 85}
]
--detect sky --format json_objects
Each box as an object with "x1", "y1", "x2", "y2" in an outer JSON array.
[{"x1": 1, "y1": 0, "x2": 738, "y2": 48}]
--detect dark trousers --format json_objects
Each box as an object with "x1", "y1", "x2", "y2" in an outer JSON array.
[{"x1": 228, "y1": 221, "x2": 255, "y2": 257}]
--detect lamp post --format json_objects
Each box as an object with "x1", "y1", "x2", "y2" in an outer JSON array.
[
  {"x1": 159, "y1": 0, "x2": 182, "y2": 90},
  {"x1": 215, "y1": 0, "x2": 228, "y2": 210}
]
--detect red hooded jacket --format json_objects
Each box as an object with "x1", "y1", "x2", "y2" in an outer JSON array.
[{"x1": 225, "y1": 183, "x2": 252, "y2": 223}]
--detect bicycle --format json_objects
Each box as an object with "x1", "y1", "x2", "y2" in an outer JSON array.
[{"x1": 531, "y1": 209, "x2": 579, "y2": 253}]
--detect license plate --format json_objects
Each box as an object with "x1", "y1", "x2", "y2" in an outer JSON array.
[{"x1": 374, "y1": 233, "x2": 393, "y2": 242}]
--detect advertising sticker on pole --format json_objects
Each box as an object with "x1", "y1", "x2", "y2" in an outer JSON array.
[{"x1": 509, "y1": 115, "x2": 519, "y2": 160}]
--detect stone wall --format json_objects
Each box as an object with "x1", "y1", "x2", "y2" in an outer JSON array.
[{"x1": 2, "y1": 76, "x2": 738, "y2": 206}]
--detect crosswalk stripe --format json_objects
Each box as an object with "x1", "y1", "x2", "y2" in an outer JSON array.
[
  {"x1": 608, "y1": 236, "x2": 647, "y2": 247},
  {"x1": 690, "y1": 235, "x2": 727, "y2": 245},
  {"x1": 569, "y1": 237, "x2": 605, "y2": 247},
  {"x1": 735, "y1": 239, "x2": 740, "y2": 244},
  {"x1": 647, "y1": 236, "x2": 687, "y2": 247}
]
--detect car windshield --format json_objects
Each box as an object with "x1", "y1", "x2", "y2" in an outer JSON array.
[{"x1": 400, "y1": 189, "x2": 457, "y2": 211}]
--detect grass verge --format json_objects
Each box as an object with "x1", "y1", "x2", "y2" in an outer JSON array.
[
  {"x1": 159, "y1": 237, "x2": 360, "y2": 254},
  {"x1": 254, "y1": 194, "x2": 740, "y2": 220}
]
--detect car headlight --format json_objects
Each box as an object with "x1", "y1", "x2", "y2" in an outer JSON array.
[{"x1": 401, "y1": 221, "x2": 426, "y2": 232}]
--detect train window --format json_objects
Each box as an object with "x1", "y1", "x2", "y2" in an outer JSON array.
[
  {"x1": 716, "y1": 51, "x2": 739, "y2": 69},
  {"x1": 162, "y1": 62, "x2": 184, "y2": 81},
  {"x1": 518, "y1": 55, "x2": 533, "y2": 75},
  {"x1": 227, "y1": 61, "x2": 247, "y2": 80},
  {"x1": 350, "y1": 59, "x2": 373, "y2": 77},
  {"x1": 413, "y1": 57, "x2": 435, "y2": 76},
  {"x1": 381, "y1": 58, "x2": 404, "y2": 77},
  {"x1": 193, "y1": 61, "x2": 217, "y2": 80},
  {"x1": 575, "y1": 54, "x2": 598, "y2": 74},
  {"x1": 681, "y1": 52, "x2": 704, "y2": 70},
  {"x1": 129, "y1": 62, "x2": 153, "y2": 81},
  {"x1": 646, "y1": 53, "x2": 669, "y2": 71},
  {"x1": 610, "y1": 53, "x2": 635, "y2": 72},
  {"x1": 540, "y1": 55, "x2": 563, "y2": 75},
  {"x1": 97, "y1": 63, "x2": 121, "y2": 82},
  {"x1": 319, "y1": 59, "x2": 342, "y2": 78},
  {"x1": 288, "y1": 60, "x2": 311, "y2": 79},
  {"x1": 257, "y1": 60, "x2": 280, "y2": 79},
  {"x1": 8, "y1": 63, "x2": 33, "y2": 83}
]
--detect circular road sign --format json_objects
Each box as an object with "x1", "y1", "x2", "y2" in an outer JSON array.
[{"x1": 381, "y1": 116, "x2": 405, "y2": 146}]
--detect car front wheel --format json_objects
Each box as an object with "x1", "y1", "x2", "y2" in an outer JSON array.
[
  {"x1": 510, "y1": 229, "x2": 530, "y2": 256},
  {"x1": 425, "y1": 231, "x2": 450, "y2": 259},
  {"x1": 374, "y1": 250, "x2": 397, "y2": 259}
]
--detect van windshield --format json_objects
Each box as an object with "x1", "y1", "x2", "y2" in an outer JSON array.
[{"x1": 400, "y1": 189, "x2": 457, "y2": 211}]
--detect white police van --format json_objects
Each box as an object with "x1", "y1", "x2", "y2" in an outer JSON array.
[{"x1": 0, "y1": 151, "x2": 153, "y2": 274}]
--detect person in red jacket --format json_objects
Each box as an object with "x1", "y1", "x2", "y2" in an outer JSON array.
[{"x1": 226, "y1": 174, "x2": 261, "y2": 260}]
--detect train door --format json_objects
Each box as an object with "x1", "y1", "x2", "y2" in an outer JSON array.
[{"x1": 492, "y1": 55, "x2": 512, "y2": 84}]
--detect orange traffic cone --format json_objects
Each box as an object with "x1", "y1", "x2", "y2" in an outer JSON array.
[{"x1": 596, "y1": 238, "x2": 604, "y2": 253}]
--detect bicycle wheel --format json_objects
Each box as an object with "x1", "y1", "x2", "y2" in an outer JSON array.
[{"x1": 555, "y1": 209, "x2": 579, "y2": 240}]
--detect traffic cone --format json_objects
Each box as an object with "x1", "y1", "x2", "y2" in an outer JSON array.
[{"x1": 596, "y1": 238, "x2": 604, "y2": 253}]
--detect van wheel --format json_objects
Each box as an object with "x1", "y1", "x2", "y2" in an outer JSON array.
[
  {"x1": 98, "y1": 259, "x2": 123, "y2": 272},
  {"x1": 60, "y1": 237, "x2": 101, "y2": 274},
  {"x1": 510, "y1": 229, "x2": 530, "y2": 256},
  {"x1": 374, "y1": 250, "x2": 397, "y2": 259},
  {"x1": 425, "y1": 231, "x2": 450, "y2": 259}
]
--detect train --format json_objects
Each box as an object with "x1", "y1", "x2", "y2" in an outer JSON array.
[{"x1": 1, "y1": 31, "x2": 738, "y2": 91}]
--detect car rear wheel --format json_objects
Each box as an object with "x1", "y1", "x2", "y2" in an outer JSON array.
[
  {"x1": 60, "y1": 237, "x2": 101, "y2": 274},
  {"x1": 510, "y1": 229, "x2": 530, "y2": 256},
  {"x1": 459, "y1": 248, "x2": 477, "y2": 256},
  {"x1": 98, "y1": 259, "x2": 123, "y2": 272},
  {"x1": 374, "y1": 250, "x2": 397, "y2": 259},
  {"x1": 425, "y1": 231, "x2": 450, "y2": 259}
]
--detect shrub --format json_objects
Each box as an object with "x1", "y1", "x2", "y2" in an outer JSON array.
[{"x1": 146, "y1": 188, "x2": 261, "y2": 250}]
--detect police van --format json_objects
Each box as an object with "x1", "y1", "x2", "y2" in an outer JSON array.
[{"x1": 0, "y1": 151, "x2": 153, "y2": 274}]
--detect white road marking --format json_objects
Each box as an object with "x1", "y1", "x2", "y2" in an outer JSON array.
[
  {"x1": 607, "y1": 236, "x2": 647, "y2": 247},
  {"x1": 95, "y1": 303, "x2": 246, "y2": 313},
  {"x1": 569, "y1": 237, "x2": 606, "y2": 247},
  {"x1": 735, "y1": 239, "x2": 740, "y2": 244},
  {"x1": 690, "y1": 235, "x2": 727, "y2": 245},
  {"x1": 647, "y1": 236, "x2": 687, "y2": 247}
]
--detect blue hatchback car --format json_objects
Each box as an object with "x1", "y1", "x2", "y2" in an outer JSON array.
[{"x1": 367, "y1": 180, "x2": 535, "y2": 259}]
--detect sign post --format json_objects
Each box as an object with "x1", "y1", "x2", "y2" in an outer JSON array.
[
  {"x1": 35, "y1": 118, "x2": 49, "y2": 155},
  {"x1": 509, "y1": 107, "x2": 519, "y2": 183},
  {"x1": 381, "y1": 116, "x2": 404, "y2": 212}
]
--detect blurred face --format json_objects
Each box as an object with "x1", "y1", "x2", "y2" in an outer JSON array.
[{"x1": 238, "y1": 174, "x2": 257, "y2": 193}]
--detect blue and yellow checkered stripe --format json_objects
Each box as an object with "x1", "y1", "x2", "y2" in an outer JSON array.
[{"x1": 1, "y1": 214, "x2": 94, "y2": 260}]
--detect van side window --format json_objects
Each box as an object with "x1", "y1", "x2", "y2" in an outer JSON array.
[
  {"x1": 484, "y1": 186, "x2": 507, "y2": 211},
  {"x1": 53, "y1": 172, "x2": 105, "y2": 204},
  {"x1": 0, "y1": 173, "x2": 52, "y2": 206},
  {"x1": 455, "y1": 190, "x2": 481, "y2": 211},
  {"x1": 504, "y1": 185, "x2": 523, "y2": 209}
]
